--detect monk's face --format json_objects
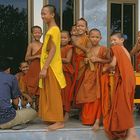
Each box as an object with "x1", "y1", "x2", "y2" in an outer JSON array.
[
  {"x1": 32, "y1": 28, "x2": 42, "y2": 41},
  {"x1": 89, "y1": 30, "x2": 102, "y2": 46},
  {"x1": 19, "y1": 62, "x2": 29, "y2": 74},
  {"x1": 61, "y1": 32, "x2": 70, "y2": 46},
  {"x1": 110, "y1": 35, "x2": 124, "y2": 46},
  {"x1": 41, "y1": 7, "x2": 54, "y2": 24},
  {"x1": 76, "y1": 20, "x2": 88, "y2": 35},
  {"x1": 71, "y1": 26, "x2": 78, "y2": 36}
]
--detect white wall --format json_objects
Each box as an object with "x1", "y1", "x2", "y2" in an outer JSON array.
[
  {"x1": 82, "y1": 0, "x2": 107, "y2": 45},
  {"x1": 33, "y1": 0, "x2": 43, "y2": 41}
]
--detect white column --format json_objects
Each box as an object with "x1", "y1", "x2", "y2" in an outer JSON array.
[
  {"x1": 79, "y1": 0, "x2": 83, "y2": 18},
  {"x1": 33, "y1": 0, "x2": 43, "y2": 41}
]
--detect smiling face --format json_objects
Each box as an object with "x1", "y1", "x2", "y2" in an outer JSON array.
[
  {"x1": 41, "y1": 6, "x2": 54, "y2": 24},
  {"x1": 61, "y1": 32, "x2": 70, "y2": 47},
  {"x1": 32, "y1": 27, "x2": 42, "y2": 41},
  {"x1": 110, "y1": 35, "x2": 124, "y2": 46},
  {"x1": 89, "y1": 30, "x2": 102, "y2": 46},
  {"x1": 71, "y1": 25, "x2": 78, "y2": 36},
  {"x1": 19, "y1": 62, "x2": 29, "y2": 74},
  {"x1": 76, "y1": 19, "x2": 87, "y2": 35}
]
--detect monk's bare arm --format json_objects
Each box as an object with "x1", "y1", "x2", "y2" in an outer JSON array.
[
  {"x1": 25, "y1": 44, "x2": 40, "y2": 61},
  {"x1": 110, "y1": 56, "x2": 117, "y2": 67},
  {"x1": 72, "y1": 36, "x2": 87, "y2": 53},
  {"x1": 90, "y1": 49, "x2": 111, "y2": 64},
  {"x1": 102, "y1": 55, "x2": 116, "y2": 73},
  {"x1": 62, "y1": 48, "x2": 72, "y2": 63},
  {"x1": 12, "y1": 98, "x2": 20, "y2": 107},
  {"x1": 39, "y1": 36, "x2": 56, "y2": 78}
]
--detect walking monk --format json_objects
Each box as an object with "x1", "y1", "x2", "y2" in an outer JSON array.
[
  {"x1": 61, "y1": 31, "x2": 74, "y2": 121},
  {"x1": 39, "y1": 4, "x2": 66, "y2": 130},
  {"x1": 69, "y1": 18, "x2": 91, "y2": 106},
  {"x1": 102, "y1": 32, "x2": 139, "y2": 140},
  {"x1": 25, "y1": 26, "x2": 42, "y2": 111},
  {"x1": 76, "y1": 28, "x2": 111, "y2": 131}
]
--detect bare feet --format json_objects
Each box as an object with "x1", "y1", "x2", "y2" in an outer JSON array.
[
  {"x1": 125, "y1": 127, "x2": 140, "y2": 140},
  {"x1": 92, "y1": 119, "x2": 100, "y2": 131},
  {"x1": 47, "y1": 122, "x2": 64, "y2": 131},
  {"x1": 125, "y1": 135, "x2": 139, "y2": 140},
  {"x1": 64, "y1": 112, "x2": 69, "y2": 122}
]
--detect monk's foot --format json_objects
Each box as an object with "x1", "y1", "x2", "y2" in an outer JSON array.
[
  {"x1": 64, "y1": 112, "x2": 69, "y2": 122},
  {"x1": 92, "y1": 123, "x2": 100, "y2": 131},
  {"x1": 125, "y1": 127, "x2": 140, "y2": 140},
  {"x1": 44, "y1": 121, "x2": 54, "y2": 125},
  {"x1": 47, "y1": 122, "x2": 64, "y2": 131},
  {"x1": 125, "y1": 134, "x2": 139, "y2": 140}
]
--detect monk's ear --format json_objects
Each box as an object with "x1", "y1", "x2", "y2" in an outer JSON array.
[
  {"x1": 51, "y1": 13, "x2": 55, "y2": 18},
  {"x1": 120, "y1": 38, "x2": 124, "y2": 43}
]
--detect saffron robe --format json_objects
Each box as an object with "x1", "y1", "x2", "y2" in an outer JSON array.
[
  {"x1": 102, "y1": 45, "x2": 135, "y2": 139},
  {"x1": 76, "y1": 46, "x2": 108, "y2": 124},
  {"x1": 61, "y1": 45, "x2": 74, "y2": 112},
  {"x1": 69, "y1": 35, "x2": 89, "y2": 102},
  {"x1": 39, "y1": 26, "x2": 66, "y2": 122},
  {"x1": 26, "y1": 48, "x2": 41, "y2": 96}
]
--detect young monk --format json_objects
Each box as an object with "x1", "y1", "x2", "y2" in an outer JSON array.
[
  {"x1": 70, "y1": 24, "x2": 78, "y2": 36},
  {"x1": 69, "y1": 18, "x2": 91, "y2": 106},
  {"x1": 76, "y1": 28, "x2": 111, "y2": 131},
  {"x1": 16, "y1": 61, "x2": 33, "y2": 108},
  {"x1": 102, "y1": 32, "x2": 139, "y2": 140},
  {"x1": 61, "y1": 31, "x2": 74, "y2": 121},
  {"x1": 25, "y1": 25, "x2": 42, "y2": 111},
  {"x1": 39, "y1": 4, "x2": 66, "y2": 130}
]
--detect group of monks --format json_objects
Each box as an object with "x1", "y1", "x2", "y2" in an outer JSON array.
[{"x1": 16, "y1": 4, "x2": 140, "y2": 140}]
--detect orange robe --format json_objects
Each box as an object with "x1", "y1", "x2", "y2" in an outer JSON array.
[
  {"x1": 69, "y1": 35, "x2": 89, "y2": 104},
  {"x1": 39, "y1": 67, "x2": 64, "y2": 122},
  {"x1": 76, "y1": 47, "x2": 108, "y2": 125},
  {"x1": 102, "y1": 45, "x2": 135, "y2": 139},
  {"x1": 61, "y1": 45, "x2": 74, "y2": 112},
  {"x1": 26, "y1": 48, "x2": 41, "y2": 96},
  {"x1": 39, "y1": 26, "x2": 66, "y2": 122},
  {"x1": 16, "y1": 72, "x2": 28, "y2": 93}
]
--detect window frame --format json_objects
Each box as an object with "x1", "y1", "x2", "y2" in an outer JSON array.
[
  {"x1": 107, "y1": 0, "x2": 138, "y2": 47},
  {"x1": 28, "y1": 0, "x2": 34, "y2": 43}
]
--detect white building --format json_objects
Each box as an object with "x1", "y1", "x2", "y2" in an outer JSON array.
[
  {"x1": 0, "y1": 0, "x2": 139, "y2": 70},
  {"x1": 33, "y1": 0, "x2": 139, "y2": 52}
]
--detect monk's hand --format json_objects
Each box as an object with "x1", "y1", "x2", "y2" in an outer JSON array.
[
  {"x1": 39, "y1": 68, "x2": 47, "y2": 79},
  {"x1": 102, "y1": 66, "x2": 110, "y2": 74},
  {"x1": 36, "y1": 55, "x2": 40, "y2": 59},
  {"x1": 90, "y1": 56, "x2": 100, "y2": 63},
  {"x1": 84, "y1": 58, "x2": 89, "y2": 64}
]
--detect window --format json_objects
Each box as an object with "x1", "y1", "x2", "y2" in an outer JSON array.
[
  {"x1": 44, "y1": 0, "x2": 80, "y2": 31},
  {"x1": 108, "y1": 0, "x2": 138, "y2": 52},
  {"x1": 0, "y1": 0, "x2": 33, "y2": 73}
]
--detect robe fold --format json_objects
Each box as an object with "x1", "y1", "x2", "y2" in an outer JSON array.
[
  {"x1": 26, "y1": 48, "x2": 41, "y2": 96},
  {"x1": 102, "y1": 45, "x2": 135, "y2": 139},
  {"x1": 69, "y1": 35, "x2": 89, "y2": 103},
  {"x1": 76, "y1": 47, "x2": 108, "y2": 124},
  {"x1": 61, "y1": 45, "x2": 74, "y2": 112},
  {"x1": 39, "y1": 26, "x2": 66, "y2": 122}
]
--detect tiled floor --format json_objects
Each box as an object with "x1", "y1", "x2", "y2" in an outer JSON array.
[{"x1": 0, "y1": 112, "x2": 140, "y2": 140}]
